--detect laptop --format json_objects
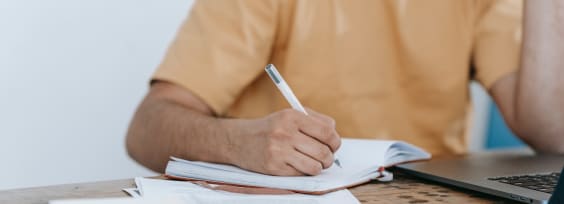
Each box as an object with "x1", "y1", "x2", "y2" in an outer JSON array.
[
  {"x1": 550, "y1": 166, "x2": 564, "y2": 204},
  {"x1": 395, "y1": 151, "x2": 564, "y2": 204}
]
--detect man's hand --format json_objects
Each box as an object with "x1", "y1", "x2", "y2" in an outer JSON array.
[
  {"x1": 127, "y1": 81, "x2": 341, "y2": 174},
  {"x1": 229, "y1": 108, "x2": 341, "y2": 176}
]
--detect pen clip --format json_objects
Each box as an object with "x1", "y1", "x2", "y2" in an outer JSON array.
[{"x1": 265, "y1": 64, "x2": 281, "y2": 84}]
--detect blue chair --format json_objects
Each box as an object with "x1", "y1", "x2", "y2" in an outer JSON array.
[{"x1": 485, "y1": 102, "x2": 525, "y2": 149}]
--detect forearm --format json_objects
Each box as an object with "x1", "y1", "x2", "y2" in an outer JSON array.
[
  {"x1": 126, "y1": 81, "x2": 340, "y2": 176},
  {"x1": 515, "y1": 1, "x2": 564, "y2": 151},
  {"x1": 126, "y1": 97, "x2": 250, "y2": 172}
]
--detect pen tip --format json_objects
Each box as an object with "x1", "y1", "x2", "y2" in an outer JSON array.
[{"x1": 335, "y1": 159, "x2": 342, "y2": 168}]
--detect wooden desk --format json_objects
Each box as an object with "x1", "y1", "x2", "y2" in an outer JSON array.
[{"x1": 0, "y1": 172, "x2": 513, "y2": 204}]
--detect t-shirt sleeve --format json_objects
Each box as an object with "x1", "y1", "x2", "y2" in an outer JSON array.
[
  {"x1": 152, "y1": 0, "x2": 279, "y2": 114},
  {"x1": 472, "y1": 0, "x2": 523, "y2": 90}
]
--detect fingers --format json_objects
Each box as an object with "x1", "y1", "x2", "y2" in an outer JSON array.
[
  {"x1": 306, "y1": 108, "x2": 336, "y2": 127},
  {"x1": 272, "y1": 164, "x2": 304, "y2": 177},
  {"x1": 256, "y1": 108, "x2": 340, "y2": 176},
  {"x1": 285, "y1": 151, "x2": 323, "y2": 176},
  {"x1": 306, "y1": 108, "x2": 341, "y2": 151},
  {"x1": 295, "y1": 112, "x2": 341, "y2": 152},
  {"x1": 294, "y1": 132, "x2": 334, "y2": 169}
]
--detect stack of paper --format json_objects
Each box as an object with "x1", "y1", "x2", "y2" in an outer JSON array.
[
  {"x1": 50, "y1": 196, "x2": 186, "y2": 204},
  {"x1": 126, "y1": 177, "x2": 361, "y2": 204},
  {"x1": 51, "y1": 178, "x2": 360, "y2": 204}
]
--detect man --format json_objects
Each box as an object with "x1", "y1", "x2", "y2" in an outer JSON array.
[{"x1": 126, "y1": 0, "x2": 564, "y2": 176}]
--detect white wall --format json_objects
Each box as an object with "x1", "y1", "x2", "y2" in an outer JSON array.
[
  {"x1": 0, "y1": 0, "x2": 194, "y2": 190},
  {"x1": 468, "y1": 82, "x2": 492, "y2": 152}
]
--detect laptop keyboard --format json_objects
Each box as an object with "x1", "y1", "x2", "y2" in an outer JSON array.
[{"x1": 488, "y1": 172, "x2": 560, "y2": 194}]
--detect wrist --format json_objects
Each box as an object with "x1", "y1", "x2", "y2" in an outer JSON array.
[{"x1": 216, "y1": 118, "x2": 262, "y2": 166}]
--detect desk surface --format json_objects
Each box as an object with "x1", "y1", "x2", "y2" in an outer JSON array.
[{"x1": 0, "y1": 172, "x2": 513, "y2": 204}]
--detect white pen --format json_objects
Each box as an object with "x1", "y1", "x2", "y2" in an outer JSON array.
[{"x1": 264, "y1": 64, "x2": 342, "y2": 168}]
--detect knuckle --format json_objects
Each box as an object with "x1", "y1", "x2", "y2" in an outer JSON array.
[
  {"x1": 322, "y1": 147, "x2": 333, "y2": 160},
  {"x1": 327, "y1": 118, "x2": 336, "y2": 127},
  {"x1": 265, "y1": 143, "x2": 279, "y2": 155},
  {"x1": 325, "y1": 133, "x2": 340, "y2": 151},
  {"x1": 270, "y1": 127, "x2": 287, "y2": 139},
  {"x1": 310, "y1": 163, "x2": 322, "y2": 175},
  {"x1": 329, "y1": 134, "x2": 341, "y2": 150},
  {"x1": 334, "y1": 137, "x2": 342, "y2": 150},
  {"x1": 313, "y1": 112, "x2": 335, "y2": 126},
  {"x1": 319, "y1": 124, "x2": 333, "y2": 138},
  {"x1": 279, "y1": 109, "x2": 298, "y2": 120},
  {"x1": 317, "y1": 147, "x2": 330, "y2": 159},
  {"x1": 323, "y1": 159, "x2": 333, "y2": 169},
  {"x1": 318, "y1": 114, "x2": 333, "y2": 122},
  {"x1": 321, "y1": 149, "x2": 334, "y2": 168},
  {"x1": 329, "y1": 141, "x2": 339, "y2": 152}
]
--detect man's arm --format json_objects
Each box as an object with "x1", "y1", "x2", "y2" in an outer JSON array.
[
  {"x1": 126, "y1": 81, "x2": 340, "y2": 175},
  {"x1": 490, "y1": 0, "x2": 564, "y2": 153}
]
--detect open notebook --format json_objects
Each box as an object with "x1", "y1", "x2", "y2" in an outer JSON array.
[{"x1": 165, "y1": 138, "x2": 431, "y2": 194}]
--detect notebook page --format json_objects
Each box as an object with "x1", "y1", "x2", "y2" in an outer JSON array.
[
  {"x1": 167, "y1": 139, "x2": 395, "y2": 191},
  {"x1": 334, "y1": 138, "x2": 396, "y2": 170},
  {"x1": 382, "y1": 142, "x2": 431, "y2": 166},
  {"x1": 171, "y1": 157, "x2": 258, "y2": 175},
  {"x1": 167, "y1": 160, "x2": 358, "y2": 191}
]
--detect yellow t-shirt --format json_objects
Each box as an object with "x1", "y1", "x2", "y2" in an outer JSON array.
[{"x1": 153, "y1": 0, "x2": 522, "y2": 156}]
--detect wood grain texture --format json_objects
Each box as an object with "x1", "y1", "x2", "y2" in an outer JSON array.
[
  {"x1": 349, "y1": 172, "x2": 512, "y2": 204},
  {"x1": 0, "y1": 173, "x2": 513, "y2": 204}
]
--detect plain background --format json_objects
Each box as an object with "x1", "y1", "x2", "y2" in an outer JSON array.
[
  {"x1": 0, "y1": 0, "x2": 493, "y2": 190},
  {"x1": 0, "y1": 0, "x2": 195, "y2": 190}
]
